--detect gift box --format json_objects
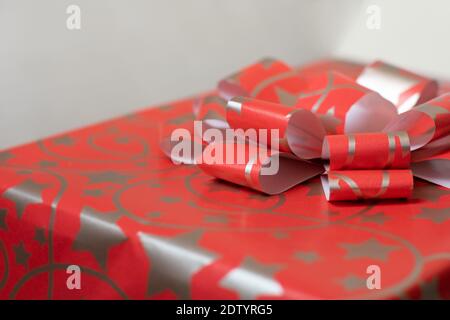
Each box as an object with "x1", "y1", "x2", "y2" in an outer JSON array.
[{"x1": 0, "y1": 60, "x2": 449, "y2": 300}]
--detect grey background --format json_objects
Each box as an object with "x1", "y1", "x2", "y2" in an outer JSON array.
[{"x1": 1, "y1": 0, "x2": 449, "y2": 149}]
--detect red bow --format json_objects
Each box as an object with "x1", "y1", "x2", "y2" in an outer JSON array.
[{"x1": 161, "y1": 58, "x2": 450, "y2": 201}]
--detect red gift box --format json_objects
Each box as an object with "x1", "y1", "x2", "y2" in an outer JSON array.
[{"x1": 0, "y1": 61, "x2": 449, "y2": 300}]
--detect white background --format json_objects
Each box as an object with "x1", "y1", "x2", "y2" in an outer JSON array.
[{"x1": 1, "y1": 0, "x2": 449, "y2": 149}]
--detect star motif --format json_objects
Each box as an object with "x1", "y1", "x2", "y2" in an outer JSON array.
[
  {"x1": 14, "y1": 242, "x2": 30, "y2": 268},
  {"x1": 340, "y1": 274, "x2": 367, "y2": 291},
  {"x1": 360, "y1": 212, "x2": 390, "y2": 225},
  {"x1": 220, "y1": 257, "x2": 283, "y2": 299},
  {"x1": 340, "y1": 238, "x2": 399, "y2": 261},
  {"x1": 2, "y1": 179, "x2": 47, "y2": 219},
  {"x1": 34, "y1": 228, "x2": 46, "y2": 245},
  {"x1": 294, "y1": 251, "x2": 319, "y2": 264},
  {"x1": 0, "y1": 208, "x2": 7, "y2": 230},
  {"x1": 73, "y1": 207, "x2": 127, "y2": 269},
  {"x1": 53, "y1": 135, "x2": 74, "y2": 145},
  {"x1": 138, "y1": 230, "x2": 217, "y2": 299},
  {"x1": 415, "y1": 207, "x2": 450, "y2": 224},
  {"x1": 84, "y1": 171, "x2": 132, "y2": 184},
  {"x1": 275, "y1": 87, "x2": 298, "y2": 106},
  {"x1": 0, "y1": 151, "x2": 13, "y2": 163}
]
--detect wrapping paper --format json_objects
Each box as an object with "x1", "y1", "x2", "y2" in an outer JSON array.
[{"x1": 0, "y1": 60, "x2": 449, "y2": 300}]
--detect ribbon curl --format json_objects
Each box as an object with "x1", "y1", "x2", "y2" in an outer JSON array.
[{"x1": 161, "y1": 58, "x2": 449, "y2": 201}]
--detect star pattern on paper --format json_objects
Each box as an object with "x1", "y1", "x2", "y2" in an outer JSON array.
[
  {"x1": 294, "y1": 251, "x2": 320, "y2": 264},
  {"x1": 220, "y1": 257, "x2": 283, "y2": 299},
  {"x1": 34, "y1": 228, "x2": 47, "y2": 245},
  {"x1": 0, "y1": 208, "x2": 7, "y2": 230},
  {"x1": 340, "y1": 238, "x2": 399, "y2": 261},
  {"x1": 138, "y1": 230, "x2": 217, "y2": 299},
  {"x1": 14, "y1": 241, "x2": 30, "y2": 268},
  {"x1": 415, "y1": 207, "x2": 450, "y2": 224},
  {"x1": 2, "y1": 179, "x2": 48, "y2": 219},
  {"x1": 73, "y1": 207, "x2": 127, "y2": 269},
  {"x1": 360, "y1": 212, "x2": 390, "y2": 225},
  {"x1": 340, "y1": 274, "x2": 368, "y2": 291},
  {"x1": 84, "y1": 171, "x2": 132, "y2": 184},
  {"x1": 53, "y1": 135, "x2": 74, "y2": 146}
]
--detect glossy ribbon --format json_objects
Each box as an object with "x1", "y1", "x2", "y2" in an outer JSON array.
[{"x1": 161, "y1": 58, "x2": 449, "y2": 201}]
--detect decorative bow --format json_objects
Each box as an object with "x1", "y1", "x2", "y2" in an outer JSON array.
[{"x1": 161, "y1": 58, "x2": 450, "y2": 201}]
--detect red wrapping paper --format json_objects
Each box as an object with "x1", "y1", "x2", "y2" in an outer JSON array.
[{"x1": 0, "y1": 95, "x2": 449, "y2": 300}]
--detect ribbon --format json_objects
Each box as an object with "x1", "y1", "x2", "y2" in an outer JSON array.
[{"x1": 161, "y1": 58, "x2": 450, "y2": 201}]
